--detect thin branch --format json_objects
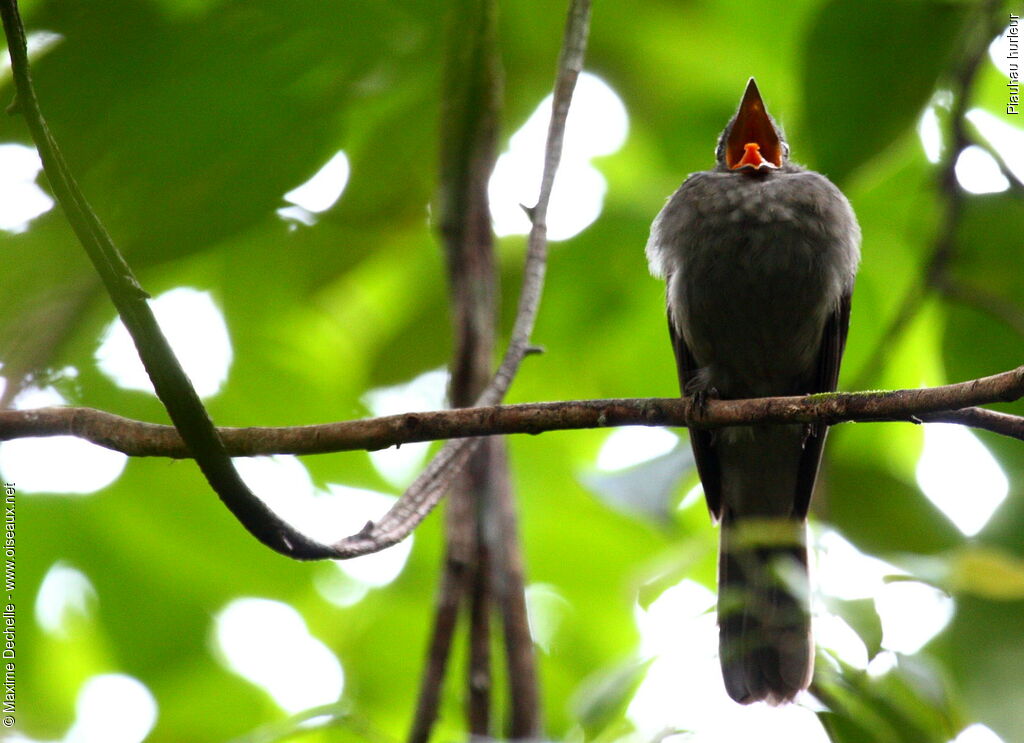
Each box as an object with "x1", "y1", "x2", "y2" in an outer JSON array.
[
  {"x1": 4, "y1": 367, "x2": 1023, "y2": 457},
  {"x1": 329, "y1": 0, "x2": 592, "y2": 559},
  {"x1": 916, "y1": 406, "x2": 1024, "y2": 440},
  {"x1": 934, "y1": 274, "x2": 1024, "y2": 339},
  {"x1": 480, "y1": 0, "x2": 589, "y2": 407},
  {"x1": 1, "y1": 0, "x2": 328, "y2": 559},
  {"x1": 966, "y1": 135, "x2": 1024, "y2": 194},
  {"x1": 0, "y1": 0, "x2": 588, "y2": 563}
]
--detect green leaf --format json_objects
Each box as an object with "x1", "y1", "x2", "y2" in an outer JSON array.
[
  {"x1": 815, "y1": 656, "x2": 960, "y2": 743},
  {"x1": 938, "y1": 594, "x2": 1024, "y2": 743},
  {"x1": 801, "y1": 0, "x2": 969, "y2": 183},
  {"x1": 4, "y1": 1, "x2": 1021, "y2": 740},
  {"x1": 569, "y1": 659, "x2": 653, "y2": 741},
  {"x1": 827, "y1": 597, "x2": 885, "y2": 660},
  {"x1": 823, "y1": 459, "x2": 963, "y2": 557},
  {"x1": 949, "y1": 545, "x2": 1024, "y2": 600},
  {"x1": 578, "y1": 441, "x2": 694, "y2": 524}
]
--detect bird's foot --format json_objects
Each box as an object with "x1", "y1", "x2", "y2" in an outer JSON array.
[
  {"x1": 686, "y1": 385, "x2": 719, "y2": 419},
  {"x1": 800, "y1": 422, "x2": 826, "y2": 448}
]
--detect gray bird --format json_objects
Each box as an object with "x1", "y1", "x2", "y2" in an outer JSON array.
[{"x1": 646, "y1": 78, "x2": 860, "y2": 704}]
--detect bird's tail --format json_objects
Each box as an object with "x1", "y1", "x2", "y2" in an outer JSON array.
[{"x1": 717, "y1": 515, "x2": 812, "y2": 705}]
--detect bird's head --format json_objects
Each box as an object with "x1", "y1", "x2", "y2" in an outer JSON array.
[{"x1": 715, "y1": 78, "x2": 789, "y2": 173}]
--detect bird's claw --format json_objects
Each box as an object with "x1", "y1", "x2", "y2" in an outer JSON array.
[{"x1": 687, "y1": 386, "x2": 718, "y2": 419}]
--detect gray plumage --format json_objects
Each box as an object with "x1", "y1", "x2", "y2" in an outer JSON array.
[{"x1": 646, "y1": 79, "x2": 860, "y2": 704}]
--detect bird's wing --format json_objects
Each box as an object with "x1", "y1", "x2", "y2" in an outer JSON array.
[
  {"x1": 793, "y1": 290, "x2": 852, "y2": 518},
  {"x1": 668, "y1": 309, "x2": 723, "y2": 520}
]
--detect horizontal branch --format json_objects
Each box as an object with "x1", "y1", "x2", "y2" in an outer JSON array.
[
  {"x1": 3, "y1": 366, "x2": 1022, "y2": 457},
  {"x1": 1, "y1": 0, "x2": 592, "y2": 561}
]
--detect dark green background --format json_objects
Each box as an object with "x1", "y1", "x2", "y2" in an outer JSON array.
[{"x1": 2, "y1": 0, "x2": 1023, "y2": 741}]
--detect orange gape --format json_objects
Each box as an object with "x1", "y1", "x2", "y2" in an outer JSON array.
[{"x1": 732, "y1": 142, "x2": 767, "y2": 170}]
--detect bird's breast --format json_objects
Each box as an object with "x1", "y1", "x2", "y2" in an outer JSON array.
[{"x1": 662, "y1": 174, "x2": 856, "y2": 397}]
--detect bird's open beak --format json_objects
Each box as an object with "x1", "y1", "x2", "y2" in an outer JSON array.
[{"x1": 725, "y1": 79, "x2": 782, "y2": 171}]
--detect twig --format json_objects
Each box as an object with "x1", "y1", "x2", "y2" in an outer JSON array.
[
  {"x1": 1, "y1": 0, "x2": 329, "y2": 560},
  {"x1": 916, "y1": 407, "x2": 1024, "y2": 440},
  {"x1": 935, "y1": 275, "x2": 1024, "y2": 339},
  {"x1": 480, "y1": 0, "x2": 589, "y2": 407},
  {"x1": 965, "y1": 133, "x2": 1024, "y2": 193},
  {"x1": 0, "y1": 0, "x2": 587, "y2": 563},
  {"x1": 4, "y1": 367, "x2": 1023, "y2": 457},
  {"x1": 329, "y1": 0, "x2": 592, "y2": 560}
]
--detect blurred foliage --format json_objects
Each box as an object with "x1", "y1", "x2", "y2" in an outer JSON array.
[{"x1": 2, "y1": 0, "x2": 1023, "y2": 742}]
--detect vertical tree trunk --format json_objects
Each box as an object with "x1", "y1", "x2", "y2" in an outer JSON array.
[{"x1": 410, "y1": 0, "x2": 540, "y2": 740}]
